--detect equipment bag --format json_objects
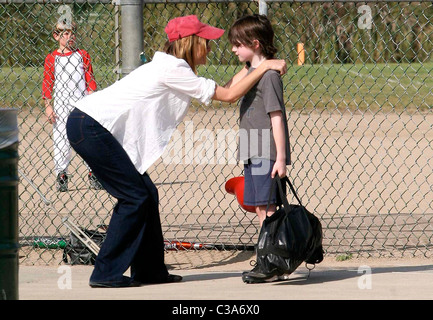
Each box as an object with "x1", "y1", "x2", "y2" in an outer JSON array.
[
  {"x1": 62, "y1": 228, "x2": 106, "y2": 265},
  {"x1": 256, "y1": 176, "x2": 324, "y2": 275}
]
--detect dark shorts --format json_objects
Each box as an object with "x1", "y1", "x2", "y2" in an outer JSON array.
[{"x1": 243, "y1": 158, "x2": 285, "y2": 207}]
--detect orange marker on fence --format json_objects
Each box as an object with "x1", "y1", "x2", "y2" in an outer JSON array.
[{"x1": 297, "y1": 42, "x2": 305, "y2": 66}]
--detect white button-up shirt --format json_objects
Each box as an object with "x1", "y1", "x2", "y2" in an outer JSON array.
[{"x1": 74, "y1": 52, "x2": 216, "y2": 174}]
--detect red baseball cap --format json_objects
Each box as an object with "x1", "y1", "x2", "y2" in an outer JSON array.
[{"x1": 165, "y1": 15, "x2": 225, "y2": 42}]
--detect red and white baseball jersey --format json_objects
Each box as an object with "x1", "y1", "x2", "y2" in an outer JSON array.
[{"x1": 42, "y1": 49, "x2": 97, "y2": 111}]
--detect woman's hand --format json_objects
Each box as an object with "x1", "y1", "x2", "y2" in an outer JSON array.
[
  {"x1": 212, "y1": 59, "x2": 287, "y2": 102},
  {"x1": 264, "y1": 59, "x2": 287, "y2": 75}
]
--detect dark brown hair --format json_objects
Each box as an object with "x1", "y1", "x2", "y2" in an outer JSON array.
[{"x1": 228, "y1": 14, "x2": 277, "y2": 59}]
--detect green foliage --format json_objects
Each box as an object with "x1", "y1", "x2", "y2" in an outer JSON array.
[
  {"x1": 2, "y1": 2, "x2": 433, "y2": 111},
  {"x1": 3, "y1": 2, "x2": 433, "y2": 67},
  {"x1": 336, "y1": 253, "x2": 353, "y2": 261},
  {"x1": 0, "y1": 3, "x2": 116, "y2": 67},
  {"x1": 269, "y1": 2, "x2": 433, "y2": 64}
]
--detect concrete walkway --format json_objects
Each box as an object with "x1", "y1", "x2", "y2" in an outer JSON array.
[{"x1": 17, "y1": 252, "x2": 433, "y2": 300}]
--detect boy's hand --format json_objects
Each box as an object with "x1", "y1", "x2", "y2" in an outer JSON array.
[
  {"x1": 45, "y1": 104, "x2": 57, "y2": 124},
  {"x1": 271, "y1": 160, "x2": 287, "y2": 178}
]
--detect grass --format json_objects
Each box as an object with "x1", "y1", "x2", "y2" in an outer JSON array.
[
  {"x1": 2, "y1": 62, "x2": 433, "y2": 112},
  {"x1": 336, "y1": 253, "x2": 354, "y2": 261},
  {"x1": 0, "y1": 65, "x2": 118, "y2": 110},
  {"x1": 201, "y1": 62, "x2": 433, "y2": 113},
  {"x1": 283, "y1": 62, "x2": 433, "y2": 113}
]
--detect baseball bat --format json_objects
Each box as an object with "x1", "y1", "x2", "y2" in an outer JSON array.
[{"x1": 164, "y1": 240, "x2": 254, "y2": 251}]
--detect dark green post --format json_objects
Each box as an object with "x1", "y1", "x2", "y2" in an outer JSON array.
[{"x1": 0, "y1": 109, "x2": 19, "y2": 300}]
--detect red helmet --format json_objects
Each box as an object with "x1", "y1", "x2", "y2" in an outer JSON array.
[{"x1": 225, "y1": 176, "x2": 255, "y2": 213}]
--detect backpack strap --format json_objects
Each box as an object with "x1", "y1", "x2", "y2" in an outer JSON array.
[
  {"x1": 266, "y1": 176, "x2": 289, "y2": 214},
  {"x1": 281, "y1": 176, "x2": 304, "y2": 207},
  {"x1": 266, "y1": 176, "x2": 303, "y2": 213}
]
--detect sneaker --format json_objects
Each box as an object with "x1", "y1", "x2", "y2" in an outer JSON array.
[
  {"x1": 241, "y1": 260, "x2": 286, "y2": 284},
  {"x1": 242, "y1": 267, "x2": 284, "y2": 284},
  {"x1": 88, "y1": 171, "x2": 103, "y2": 190},
  {"x1": 244, "y1": 268, "x2": 290, "y2": 281},
  {"x1": 277, "y1": 273, "x2": 291, "y2": 281},
  {"x1": 56, "y1": 171, "x2": 68, "y2": 192},
  {"x1": 242, "y1": 262, "x2": 260, "y2": 276}
]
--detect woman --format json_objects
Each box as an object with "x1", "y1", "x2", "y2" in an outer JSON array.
[{"x1": 66, "y1": 15, "x2": 287, "y2": 288}]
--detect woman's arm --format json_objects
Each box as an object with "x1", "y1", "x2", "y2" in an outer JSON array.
[
  {"x1": 223, "y1": 65, "x2": 249, "y2": 89},
  {"x1": 212, "y1": 59, "x2": 286, "y2": 103}
]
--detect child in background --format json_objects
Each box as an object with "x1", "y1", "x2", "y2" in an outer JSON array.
[
  {"x1": 42, "y1": 21, "x2": 102, "y2": 192},
  {"x1": 228, "y1": 14, "x2": 291, "y2": 283}
]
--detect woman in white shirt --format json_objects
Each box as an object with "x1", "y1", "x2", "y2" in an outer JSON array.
[{"x1": 66, "y1": 15, "x2": 287, "y2": 288}]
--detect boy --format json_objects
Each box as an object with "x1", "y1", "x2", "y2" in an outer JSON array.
[
  {"x1": 228, "y1": 14, "x2": 291, "y2": 283},
  {"x1": 42, "y1": 21, "x2": 102, "y2": 191}
]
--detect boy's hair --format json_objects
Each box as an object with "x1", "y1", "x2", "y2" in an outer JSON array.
[
  {"x1": 228, "y1": 14, "x2": 277, "y2": 59},
  {"x1": 53, "y1": 21, "x2": 76, "y2": 35},
  {"x1": 164, "y1": 35, "x2": 207, "y2": 74}
]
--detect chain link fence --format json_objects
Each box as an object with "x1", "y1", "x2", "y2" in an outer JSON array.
[{"x1": 1, "y1": 0, "x2": 433, "y2": 265}]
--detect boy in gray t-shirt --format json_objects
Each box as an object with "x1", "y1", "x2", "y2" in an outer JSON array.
[
  {"x1": 228, "y1": 14, "x2": 291, "y2": 283},
  {"x1": 228, "y1": 15, "x2": 290, "y2": 226},
  {"x1": 238, "y1": 67, "x2": 290, "y2": 165}
]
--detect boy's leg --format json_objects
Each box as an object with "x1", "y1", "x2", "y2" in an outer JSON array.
[
  {"x1": 255, "y1": 204, "x2": 276, "y2": 227},
  {"x1": 53, "y1": 111, "x2": 72, "y2": 175},
  {"x1": 244, "y1": 158, "x2": 282, "y2": 226},
  {"x1": 242, "y1": 159, "x2": 289, "y2": 283},
  {"x1": 53, "y1": 117, "x2": 72, "y2": 192}
]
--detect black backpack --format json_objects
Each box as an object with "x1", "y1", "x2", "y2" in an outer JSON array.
[{"x1": 256, "y1": 176, "x2": 324, "y2": 275}]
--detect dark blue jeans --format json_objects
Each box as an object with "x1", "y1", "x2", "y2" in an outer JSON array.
[{"x1": 66, "y1": 108, "x2": 168, "y2": 284}]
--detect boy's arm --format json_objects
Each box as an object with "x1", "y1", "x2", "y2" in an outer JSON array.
[
  {"x1": 45, "y1": 99, "x2": 56, "y2": 124},
  {"x1": 270, "y1": 110, "x2": 287, "y2": 178},
  {"x1": 212, "y1": 59, "x2": 286, "y2": 103},
  {"x1": 81, "y1": 50, "x2": 97, "y2": 93},
  {"x1": 42, "y1": 54, "x2": 56, "y2": 123},
  {"x1": 42, "y1": 54, "x2": 54, "y2": 100}
]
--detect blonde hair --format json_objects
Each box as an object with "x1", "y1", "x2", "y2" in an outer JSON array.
[
  {"x1": 53, "y1": 21, "x2": 76, "y2": 35},
  {"x1": 164, "y1": 35, "x2": 207, "y2": 74}
]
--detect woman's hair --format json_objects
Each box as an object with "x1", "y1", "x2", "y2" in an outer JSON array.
[
  {"x1": 228, "y1": 14, "x2": 277, "y2": 59},
  {"x1": 164, "y1": 35, "x2": 208, "y2": 73}
]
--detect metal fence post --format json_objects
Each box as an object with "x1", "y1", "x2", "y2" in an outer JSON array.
[
  {"x1": 259, "y1": 0, "x2": 267, "y2": 15},
  {"x1": 0, "y1": 109, "x2": 19, "y2": 300},
  {"x1": 120, "y1": 0, "x2": 144, "y2": 75}
]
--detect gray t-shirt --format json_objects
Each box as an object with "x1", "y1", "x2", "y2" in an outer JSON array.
[{"x1": 238, "y1": 68, "x2": 291, "y2": 165}]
